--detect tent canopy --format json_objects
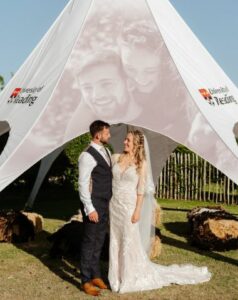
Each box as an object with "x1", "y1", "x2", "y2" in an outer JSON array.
[{"x1": 0, "y1": 0, "x2": 238, "y2": 192}]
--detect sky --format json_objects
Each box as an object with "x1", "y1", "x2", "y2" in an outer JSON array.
[{"x1": 0, "y1": 0, "x2": 237, "y2": 86}]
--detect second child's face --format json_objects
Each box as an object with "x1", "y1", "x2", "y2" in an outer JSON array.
[
  {"x1": 121, "y1": 45, "x2": 161, "y2": 94},
  {"x1": 123, "y1": 133, "x2": 134, "y2": 153}
]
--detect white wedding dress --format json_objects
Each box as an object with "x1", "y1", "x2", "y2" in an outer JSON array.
[{"x1": 108, "y1": 154, "x2": 211, "y2": 293}]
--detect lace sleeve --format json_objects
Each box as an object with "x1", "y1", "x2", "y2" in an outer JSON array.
[{"x1": 137, "y1": 160, "x2": 147, "y2": 195}]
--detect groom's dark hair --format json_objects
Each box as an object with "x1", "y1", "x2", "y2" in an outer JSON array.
[{"x1": 89, "y1": 120, "x2": 110, "y2": 138}]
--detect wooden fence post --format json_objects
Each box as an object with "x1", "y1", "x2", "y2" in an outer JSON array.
[{"x1": 156, "y1": 152, "x2": 237, "y2": 205}]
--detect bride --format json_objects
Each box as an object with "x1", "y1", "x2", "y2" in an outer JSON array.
[{"x1": 108, "y1": 129, "x2": 211, "y2": 293}]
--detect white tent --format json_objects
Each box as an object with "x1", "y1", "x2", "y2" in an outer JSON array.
[{"x1": 0, "y1": 0, "x2": 238, "y2": 194}]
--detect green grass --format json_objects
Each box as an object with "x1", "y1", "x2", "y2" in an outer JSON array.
[
  {"x1": 0, "y1": 188, "x2": 238, "y2": 300},
  {"x1": 203, "y1": 183, "x2": 238, "y2": 195}
]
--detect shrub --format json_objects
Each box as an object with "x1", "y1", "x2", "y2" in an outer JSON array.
[{"x1": 63, "y1": 133, "x2": 91, "y2": 190}]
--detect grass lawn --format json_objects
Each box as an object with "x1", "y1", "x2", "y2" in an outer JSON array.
[{"x1": 0, "y1": 187, "x2": 237, "y2": 300}]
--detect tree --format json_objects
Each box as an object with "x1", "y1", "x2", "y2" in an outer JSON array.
[{"x1": 0, "y1": 75, "x2": 4, "y2": 91}]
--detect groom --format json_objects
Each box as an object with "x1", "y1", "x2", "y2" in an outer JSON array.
[{"x1": 78, "y1": 120, "x2": 112, "y2": 296}]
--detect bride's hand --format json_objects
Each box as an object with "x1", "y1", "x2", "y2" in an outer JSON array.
[{"x1": 131, "y1": 210, "x2": 140, "y2": 223}]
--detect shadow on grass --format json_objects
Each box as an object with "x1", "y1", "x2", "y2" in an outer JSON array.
[
  {"x1": 164, "y1": 221, "x2": 189, "y2": 238},
  {"x1": 13, "y1": 230, "x2": 109, "y2": 291},
  {"x1": 162, "y1": 221, "x2": 238, "y2": 267},
  {"x1": 13, "y1": 230, "x2": 82, "y2": 289},
  {"x1": 161, "y1": 207, "x2": 191, "y2": 213}
]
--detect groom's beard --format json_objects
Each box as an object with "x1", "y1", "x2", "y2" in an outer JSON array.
[{"x1": 100, "y1": 140, "x2": 109, "y2": 145}]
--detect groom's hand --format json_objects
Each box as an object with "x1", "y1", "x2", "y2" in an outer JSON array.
[{"x1": 88, "y1": 211, "x2": 99, "y2": 223}]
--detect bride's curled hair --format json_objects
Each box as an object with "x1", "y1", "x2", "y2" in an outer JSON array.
[{"x1": 128, "y1": 130, "x2": 146, "y2": 172}]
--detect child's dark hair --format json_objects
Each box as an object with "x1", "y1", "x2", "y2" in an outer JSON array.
[{"x1": 89, "y1": 120, "x2": 110, "y2": 138}]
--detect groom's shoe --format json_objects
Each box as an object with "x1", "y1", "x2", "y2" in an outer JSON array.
[
  {"x1": 82, "y1": 282, "x2": 100, "y2": 296},
  {"x1": 91, "y1": 278, "x2": 108, "y2": 289}
]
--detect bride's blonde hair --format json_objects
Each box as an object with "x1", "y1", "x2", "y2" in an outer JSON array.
[{"x1": 128, "y1": 130, "x2": 146, "y2": 172}]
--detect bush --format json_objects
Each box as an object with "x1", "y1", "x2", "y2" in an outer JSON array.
[
  {"x1": 175, "y1": 144, "x2": 192, "y2": 154},
  {"x1": 63, "y1": 133, "x2": 91, "y2": 190}
]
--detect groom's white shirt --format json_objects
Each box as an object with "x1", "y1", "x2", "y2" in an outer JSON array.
[{"x1": 78, "y1": 141, "x2": 111, "y2": 216}]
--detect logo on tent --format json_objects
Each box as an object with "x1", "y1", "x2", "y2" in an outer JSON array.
[
  {"x1": 7, "y1": 86, "x2": 44, "y2": 107},
  {"x1": 10, "y1": 88, "x2": 22, "y2": 98},
  {"x1": 199, "y1": 87, "x2": 237, "y2": 107},
  {"x1": 199, "y1": 89, "x2": 212, "y2": 100},
  {"x1": 199, "y1": 88, "x2": 215, "y2": 106}
]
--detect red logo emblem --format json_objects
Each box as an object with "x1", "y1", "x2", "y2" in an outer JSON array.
[
  {"x1": 199, "y1": 89, "x2": 212, "y2": 100},
  {"x1": 10, "y1": 88, "x2": 22, "y2": 98}
]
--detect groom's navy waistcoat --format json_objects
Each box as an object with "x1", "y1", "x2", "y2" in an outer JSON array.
[{"x1": 86, "y1": 146, "x2": 112, "y2": 202}]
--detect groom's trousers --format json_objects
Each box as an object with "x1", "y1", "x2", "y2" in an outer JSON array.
[{"x1": 79, "y1": 199, "x2": 109, "y2": 284}]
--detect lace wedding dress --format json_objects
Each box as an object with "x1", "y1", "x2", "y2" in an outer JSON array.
[{"x1": 108, "y1": 154, "x2": 211, "y2": 293}]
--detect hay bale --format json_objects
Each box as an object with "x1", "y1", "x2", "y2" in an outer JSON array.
[
  {"x1": 0, "y1": 210, "x2": 35, "y2": 243},
  {"x1": 69, "y1": 212, "x2": 83, "y2": 223},
  {"x1": 0, "y1": 217, "x2": 9, "y2": 241},
  {"x1": 150, "y1": 235, "x2": 162, "y2": 259},
  {"x1": 154, "y1": 205, "x2": 162, "y2": 226},
  {"x1": 22, "y1": 212, "x2": 44, "y2": 234},
  {"x1": 187, "y1": 206, "x2": 238, "y2": 251},
  {"x1": 203, "y1": 219, "x2": 238, "y2": 239}
]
